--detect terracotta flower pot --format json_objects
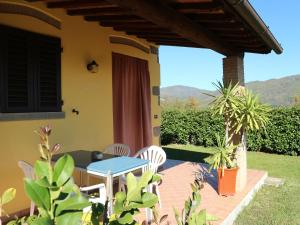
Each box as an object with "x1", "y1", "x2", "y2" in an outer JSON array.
[{"x1": 217, "y1": 167, "x2": 239, "y2": 196}]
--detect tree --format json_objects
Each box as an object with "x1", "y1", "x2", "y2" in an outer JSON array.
[
  {"x1": 185, "y1": 97, "x2": 200, "y2": 110},
  {"x1": 294, "y1": 95, "x2": 300, "y2": 106}
]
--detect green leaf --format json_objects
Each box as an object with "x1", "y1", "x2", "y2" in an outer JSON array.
[
  {"x1": 35, "y1": 177, "x2": 52, "y2": 188},
  {"x1": 152, "y1": 172, "x2": 161, "y2": 182},
  {"x1": 24, "y1": 178, "x2": 50, "y2": 210},
  {"x1": 126, "y1": 173, "x2": 141, "y2": 202},
  {"x1": 173, "y1": 207, "x2": 182, "y2": 225},
  {"x1": 117, "y1": 212, "x2": 134, "y2": 224},
  {"x1": 141, "y1": 192, "x2": 158, "y2": 208},
  {"x1": 55, "y1": 212, "x2": 82, "y2": 225},
  {"x1": 35, "y1": 160, "x2": 52, "y2": 182},
  {"x1": 30, "y1": 216, "x2": 53, "y2": 225},
  {"x1": 196, "y1": 209, "x2": 206, "y2": 224},
  {"x1": 55, "y1": 194, "x2": 90, "y2": 216},
  {"x1": 114, "y1": 192, "x2": 126, "y2": 214},
  {"x1": 50, "y1": 188, "x2": 61, "y2": 200},
  {"x1": 126, "y1": 173, "x2": 137, "y2": 191},
  {"x1": 206, "y1": 213, "x2": 218, "y2": 221},
  {"x1": 137, "y1": 171, "x2": 153, "y2": 188},
  {"x1": 53, "y1": 154, "x2": 74, "y2": 186},
  {"x1": 1, "y1": 188, "x2": 16, "y2": 205},
  {"x1": 61, "y1": 177, "x2": 77, "y2": 194}
]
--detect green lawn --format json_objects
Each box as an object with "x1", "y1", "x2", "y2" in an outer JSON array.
[{"x1": 163, "y1": 144, "x2": 300, "y2": 225}]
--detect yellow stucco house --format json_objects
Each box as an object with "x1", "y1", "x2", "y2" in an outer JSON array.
[
  {"x1": 0, "y1": 0, "x2": 281, "y2": 217},
  {"x1": 0, "y1": 0, "x2": 161, "y2": 215}
]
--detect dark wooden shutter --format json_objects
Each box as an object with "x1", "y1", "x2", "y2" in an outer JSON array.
[
  {"x1": 0, "y1": 25, "x2": 61, "y2": 113},
  {"x1": 0, "y1": 26, "x2": 33, "y2": 113},
  {"x1": 36, "y1": 35, "x2": 61, "y2": 112}
]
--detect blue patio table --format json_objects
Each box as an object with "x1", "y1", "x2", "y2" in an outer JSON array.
[
  {"x1": 87, "y1": 156, "x2": 149, "y2": 215},
  {"x1": 52, "y1": 150, "x2": 118, "y2": 184}
]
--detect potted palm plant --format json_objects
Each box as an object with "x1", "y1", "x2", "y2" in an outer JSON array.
[
  {"x1": 208, "y1": 81, "x2": 270, "y2": 191},
  {"x1": 206, "y1": 134, "x2": 238, "y2": 196}
]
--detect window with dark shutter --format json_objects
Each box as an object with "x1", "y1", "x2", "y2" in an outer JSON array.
[
  {"x1": 37, "y1": 35, "x2": 61, "y2": 112},
  {"x1": 0, "y1": 25, "x2": 61, "y2": 113}
]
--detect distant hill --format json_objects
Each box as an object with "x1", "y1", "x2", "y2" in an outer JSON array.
[{"x1": 161, "y1": 74, "x2": 300, "y2": 107}]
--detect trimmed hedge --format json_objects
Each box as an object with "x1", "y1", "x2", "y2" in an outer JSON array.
[{"x1": 161, "y1": 108, "x2": 300, "y2": 156}]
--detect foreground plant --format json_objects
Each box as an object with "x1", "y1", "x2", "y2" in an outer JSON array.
[
  {"x1": 174, "y1": 180, "x2": 216, "y2": 225},
  {"x1": 149, "y1": 207, "x2": 169, "y2": 225},
  {"x1": 24, "y1": 125, "x2": 90, "y2": 224},
  {"x1": 0, "y1": 188, "x2": 16, "y2": 225},
  {"x1": 205, "y1": 134, "x2": 237, "y2": 176},
  {"x1": 109, "y1": 171, "x2": 161, "y2": 225},
  {"x1": 210, "y1": 81, "x2": 271, "y2": 190}
]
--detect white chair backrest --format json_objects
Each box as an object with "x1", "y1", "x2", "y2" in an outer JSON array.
[
  {"x1": 135, "y1": 146, "x2": 167, "y2": 173},
  {"x1": 80, "y1": 184, "x2": 106, "y2": 205},
  {"x1": 80, "y1": 184, "x2": 106, "y2": 213},
  {"x1": 105, "y1": 144, "x2": 131, "y2": 156},
  {"x1": 18, "y1": 161, "x2": 35, "y2": 179}
]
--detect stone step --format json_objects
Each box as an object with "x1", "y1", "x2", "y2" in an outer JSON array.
[{"x1": 264, "y1": 177, "x2": 285, "y2": 187}]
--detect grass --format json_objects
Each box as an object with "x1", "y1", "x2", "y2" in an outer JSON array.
[{"x1": 163, "y1": 144, "x2": 300, "y2": 225}]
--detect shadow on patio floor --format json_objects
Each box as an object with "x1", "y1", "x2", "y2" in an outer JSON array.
[
  {"x1": 163, "y1": 147, "x2": 211, "y2": 163},
  {"x1": 162, "y1": 147, "x2": 218, "y2": 192}
]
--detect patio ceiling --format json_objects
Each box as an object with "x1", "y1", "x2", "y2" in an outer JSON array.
[{"x1": 27, "y1": 0, "x2": 283, "y2": 56}]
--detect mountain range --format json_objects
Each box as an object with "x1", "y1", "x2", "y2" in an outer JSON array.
[{"x1": 161, "y1": 74, "x2": 300, "y2": 106}]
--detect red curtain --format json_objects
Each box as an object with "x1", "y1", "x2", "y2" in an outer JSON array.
[{"x1": 112, "y1": 53, "x2": 152, "y2": 155}]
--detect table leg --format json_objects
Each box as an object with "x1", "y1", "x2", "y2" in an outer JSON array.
[{"x1": 107, "y1": 171, "x2": 113, "y2": 216}]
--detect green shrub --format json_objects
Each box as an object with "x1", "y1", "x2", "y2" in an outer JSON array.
[
  {"x1": 160, "y1": 110, "x2": 190, "y2": 145},
  {"x1": 252, "y1": 107, "x2": 300, "y2": 155},
  {"x1": 161, "y1": 107, "x2": 300, "y2": 155},
  {"x1": 161, "y1": 109, "x2": 224, "y2": 147}
]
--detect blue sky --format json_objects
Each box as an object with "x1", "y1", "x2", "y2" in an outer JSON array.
[{"x1": 159, "y1": 0, "x2": 300, "y2": 90}]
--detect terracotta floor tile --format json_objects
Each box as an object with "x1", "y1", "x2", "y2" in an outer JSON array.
[{"x1": 135, "y1": 159, "x2": 266, "y2": 224}]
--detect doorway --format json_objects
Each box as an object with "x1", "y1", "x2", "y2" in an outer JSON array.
[{"x1": 112, "y1": 53, "x2": 152, "y2": 154}]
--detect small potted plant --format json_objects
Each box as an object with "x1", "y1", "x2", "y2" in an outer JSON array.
[{"x1": 206, "y1": 134, "x2": 238, "y2": 196}]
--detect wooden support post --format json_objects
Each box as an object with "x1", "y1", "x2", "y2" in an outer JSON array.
[{"x1": 223, "y1": 55, "x2": 247, "y2": 192}]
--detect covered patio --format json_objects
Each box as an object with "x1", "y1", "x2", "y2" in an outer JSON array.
[{"x1": 0, "y1": 0, "x2": 282, "y2": 223}]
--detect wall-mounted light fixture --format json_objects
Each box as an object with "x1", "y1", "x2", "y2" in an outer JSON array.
[{"x1": 87, "y1": 60, "x2": 99, "y2": 73}]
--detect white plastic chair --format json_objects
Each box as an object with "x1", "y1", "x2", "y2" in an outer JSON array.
[
  {"x1": 18, "y1": 161, "x2": 35, "y2": 216},
  {"x1": 104, "y1": 143, "x2": 131, "y2": 156},
  {"x1": 80, "y1": 183, "x2": 106, "y2": 213},
  {"x1": 120, "y1": 146, "x2": 167, "y2": 208}
]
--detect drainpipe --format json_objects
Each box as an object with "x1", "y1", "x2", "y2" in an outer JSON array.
[{"x1": 224, "y1": 0, "x2": 283, "y2": 54}]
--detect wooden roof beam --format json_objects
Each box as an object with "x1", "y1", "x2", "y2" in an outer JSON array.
[
  {"x1": 67, "y1": 7, "x2": 127, "y2": 16},
  {"x1": 85, "y1": 15, "x2": 141, "y2": 21},
  {"x1": 219, "y1": 33, "x2": 254, "y2": 38},
  {"x1": 146, "y1": 37, "x2": 189, "y2": 41},
  {"x1": 170, "y1": 2, "x2": 221, "y2": 10},
  {"x1": 113, "y1": 27, "x2": 168, "y2": 32},
  {"x1": 106, "y1": 0, "x2": 239, "y2": 56},
  {"x1": 106, "y1": 23, "x2": 158, "y2": 29},
  {"x1": 176, "y1": 8, "x2": 224, "y2": 14},
  {"x1": 100, "y1": 21, "x2": 153, "y2": 27},
  {"x1": 137, "y1": 34, "x2": 180, "y2": 39},
  {"x1": 154, "y1": 42, "x2": 203, "y2": 48},
  {"x1": 47, "y1": 1, "x2": 117, "y2": 9}
]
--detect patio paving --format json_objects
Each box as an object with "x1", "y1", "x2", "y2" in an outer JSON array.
[{"x1": 139, "y1": 159, "x2": 267, "y2": 225}]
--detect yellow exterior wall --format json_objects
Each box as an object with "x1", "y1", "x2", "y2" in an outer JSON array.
[{"x1": 0, "y1": 0, "x2": 160, "y2": 214}]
